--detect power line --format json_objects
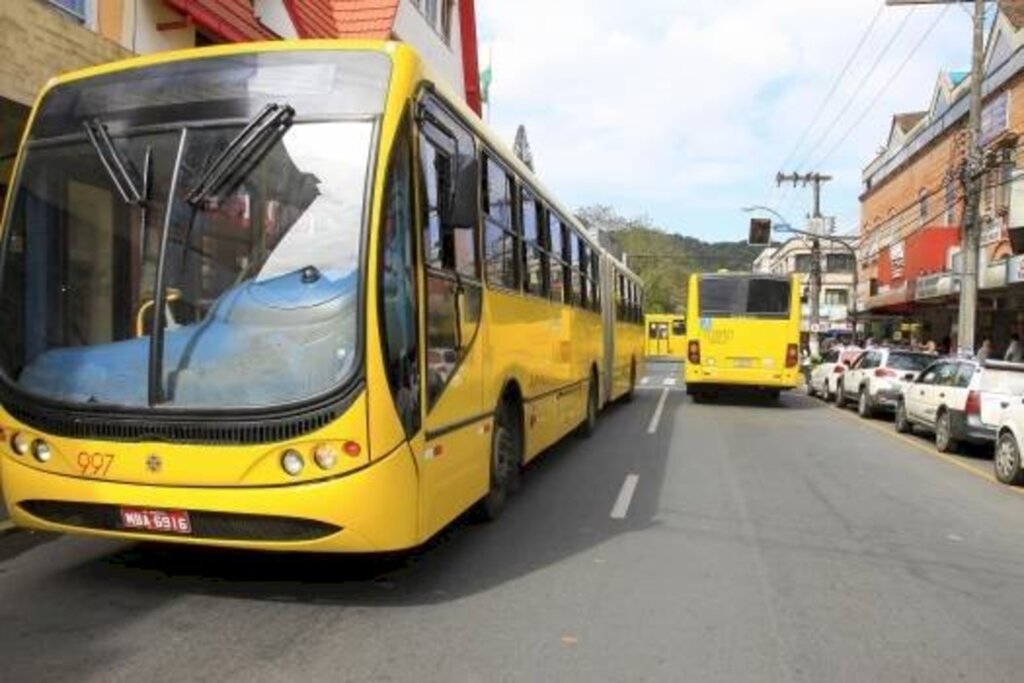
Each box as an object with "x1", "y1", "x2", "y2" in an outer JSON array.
[
  {"x1": 777, "y1": 1, "x2": 887, "y2": 172},
  {"x1": 812, "y1": 4, "x2": 951, "y2": 169},
  {"x1": 790, "y1": 7, "x2": 918, "y2": 173}
]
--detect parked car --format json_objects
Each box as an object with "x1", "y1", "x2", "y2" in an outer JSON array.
[
  {"x1": 837, "y1": 348, "x2": 934, "y2": 417},
  {"x1": 994, "y1": 399, "x2": 1024, "y2": 485},
  {"x1": 808, "y1": 346, "x2": 862, "y2": 401},
  {"x1": 896, "y1": 359, "x2": 1024, "y2": 454}
]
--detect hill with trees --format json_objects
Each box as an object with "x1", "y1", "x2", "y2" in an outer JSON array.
[{"x1": 576, "y1": 205, "x2": 764, "y2": 314}]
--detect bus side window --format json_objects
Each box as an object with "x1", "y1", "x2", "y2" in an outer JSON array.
[
  {"x1": 381, "y1": 118, "x2": 420, "y2": 436},
  {"x1": 482, "y1": 154, "x2": 518, "y2": 290},
  {"x1": 520, "y1": 187, "x2": 545, "y2": 296},
  {"x1": 590, "y1": 252, "x2": 600, "y2": 312},
  {"x1": 546, "y1": 210, "x2": 564, "y2": 303}
]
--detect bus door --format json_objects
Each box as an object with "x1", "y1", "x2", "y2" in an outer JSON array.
[{"x1": 416, "y1": 97, "x2": 488, "y2": 533}]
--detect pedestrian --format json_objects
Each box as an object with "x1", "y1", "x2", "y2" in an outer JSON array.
[
  {"x1": 1005, "y1": 333, "x2": 1023, "y2": 363},
  {"x1": 924, "y1": 339, "x2": 937, "y2": 354},
  {"x1": 977, "y1": 338, "x2": 993, "y2": 362}
]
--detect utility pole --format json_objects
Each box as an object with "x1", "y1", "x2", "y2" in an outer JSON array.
[
  {"x1": 777, "y1": 172, "x2": 833, "y2": 354},
  {"x1": 884, "y1": 0, "x2": 989, "y2": 356}
]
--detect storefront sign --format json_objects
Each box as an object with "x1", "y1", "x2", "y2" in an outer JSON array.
[
  {"x1": 981, "y1": 90, "x2": 1010, "y2": 147},
  {"x1": 981, "y1": 258, "x2": 1008, "y2": 289},
  {"x1": 980, "y1": 215, "x2": 1004, "y2": 246},
  {"x1": 915, "y1": 272, "x2": 953, "y2": 300}
]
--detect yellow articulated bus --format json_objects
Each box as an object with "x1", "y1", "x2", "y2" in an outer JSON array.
[
  {"x1": 644, "y1": 313, "x2": 686, "y2": 360},
  {"x1": 684, "y1": 273, "x2": 800, "y2": 401},
  {"x1": 0, "y1": 41, "x2": 645, "y2": 552}
]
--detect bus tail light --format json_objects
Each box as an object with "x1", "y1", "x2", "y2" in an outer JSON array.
[
  {"x1": 688, "y1": 341, "x2": 701, "y2": 365},
  {"x1": 785, "y1": 344, "x2": 798, "y2": 368},
  {"x1": 966, "y1": 390, "x2": 982, "y2": 416}
]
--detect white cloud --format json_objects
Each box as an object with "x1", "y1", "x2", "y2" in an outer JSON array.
[{"x1": 478, "y1": 0, "x2": 971, "y2": 240}]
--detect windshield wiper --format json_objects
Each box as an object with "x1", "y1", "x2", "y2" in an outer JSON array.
[
  {"x1": 186, "y1": 102, "x2": 294, "y2": 207},
  {"x1": 83, "y1": 119, "x2": 144, "y2": 204}
]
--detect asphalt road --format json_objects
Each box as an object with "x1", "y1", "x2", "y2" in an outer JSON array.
[{"x1": 4, "y1": 362, "x2": 1024, "y2": 682}]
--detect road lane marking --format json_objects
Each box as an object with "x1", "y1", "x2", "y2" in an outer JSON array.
[
  {"x1": 662, "y1": 377, "x2": 677, "y2": 386},
  {"x1": 647, "y1": 388, "x2": 670, "y2": 434},
  {"x1": 610, "y1": 474, "x2": 639, "y2": 519},
  {"x1": 829, "y1": 405, "x2": 1024, "y2": 495},
  {"x1": 640, "y1": 376, "x2": 650, "y2": 385}
]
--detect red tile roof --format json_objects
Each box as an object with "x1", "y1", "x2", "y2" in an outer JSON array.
[
  {"x1": 164, "y1": 0, "x2": 278, "y2": 42},
  {"x1": 324, "y1": 0, "x2": 400, "y2": 39}
]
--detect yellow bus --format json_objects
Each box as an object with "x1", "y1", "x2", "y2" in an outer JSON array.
[
  {"x1": 684, "y1": 273, "x2": 800, "y2": 401},
  {"x1": 644, "y1": 313, "x2": 686, "y2": 360},
  {"x1": 0, "y1": 41, "x2": 645, "y2": 552}
]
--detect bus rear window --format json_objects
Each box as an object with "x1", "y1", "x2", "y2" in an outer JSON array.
[{"x1": 698, "y1": 277, "x2": 790, "y2": 318}]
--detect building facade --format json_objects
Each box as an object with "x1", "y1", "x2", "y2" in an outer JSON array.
[
  {"x1": 1, "y1": 0, "x2": 481, "y2": 206},
  {"x1": 859, "y1": 2, "x2": 1024, "y2": 351},
  {"x1": 753, "y1": 238, "x2": 857, "y2": 334}
]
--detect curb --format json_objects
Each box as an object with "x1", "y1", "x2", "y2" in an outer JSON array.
[{"x1": 0, "y1": 519, "x2": 17, "y2": 537}]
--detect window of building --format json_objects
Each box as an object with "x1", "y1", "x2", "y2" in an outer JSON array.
[
  {"x1": 47, "y1": 0, "x2": 86, "y2": 21},
  {"x1": 441, "y1": 0, "x2": 455, "y2": 44},
  {"x1": 794, "y1": 253, "x2": 812, "y2": 273},
  {"x1": 823, "y1": 289, "x2": 848, "y2": 306},
  {"x1": 944, "y1": 177, "x2": 956, "y2": 225},
  {"x1": 826, "y1": 253, "x2": 854, "y2": 273}
]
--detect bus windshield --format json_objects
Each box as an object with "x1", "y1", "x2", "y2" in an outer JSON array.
[
  {"x1": 697, "y1": 276, "x2": 791, "y2": 318},
  {"x1": 0, "y1": 52, "x2": 389, "y2": 411}
]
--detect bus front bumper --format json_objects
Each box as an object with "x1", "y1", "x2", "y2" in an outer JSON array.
[
  {"x1": 1, "y1": 445, "x2": 421, "y2": 553},
  {"x1": 684, "y1": 365, "x2": 799, "y2": 390}
]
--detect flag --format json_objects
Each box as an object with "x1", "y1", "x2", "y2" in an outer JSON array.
[{"x1": 480, "y1": 63, "x2": 492, "y2": 104}]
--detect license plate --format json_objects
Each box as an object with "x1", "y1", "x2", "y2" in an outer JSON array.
[
  {"x1": 732, "y1": 358, "x2": 754, "y2": 368},
  {"x1": 119, "y1": 507, "x2": 192, "y2": 535}
]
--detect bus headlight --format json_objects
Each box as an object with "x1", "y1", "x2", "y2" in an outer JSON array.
[
  {"x1": 312, "y1": 444, "x2": 339, "y2": 471},
  {"x1": 11, "y1": 432, "x2": 31, "y2": 456},
  {"x1": 281, "y1": 449, "x2": 305, "y2": 476},
  {"x1": 31, "y1": 439, "x2": 52, "y2": 463}
]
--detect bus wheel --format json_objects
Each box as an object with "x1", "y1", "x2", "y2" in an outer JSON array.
[
  {"x1": 480, "y1": 400, "x2": 522, "y2": 521},
  {"x1": 577, "y1": 374, "x2": 599, "y2": 438},
  {"x1": 623, "y1": 359, "x2": 636, "y2": 403}
]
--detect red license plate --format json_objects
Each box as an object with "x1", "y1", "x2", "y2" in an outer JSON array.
[{"x1": 119, "y1": 507, "x2": 192, "y2": 535}]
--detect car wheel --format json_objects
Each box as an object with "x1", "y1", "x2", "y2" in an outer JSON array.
[
  {"x1": 857, "y1": 388, "x2": 874, "y2": 418},
  {"x1": 894, "y1": 401, "x2": 911, "y2": 433},
  {"x1": 994, "y1": 431, "x2": 1024, "y2": 485},
  {"x1": 806, "y1": 379, "x2": 815, "y2": 397},
  {"x1": 824, "y1": 379, "x2": 835, "y2": 402},
  {"x1": 835, "y1": 383, "x2": 846, "y2": 407},
  {"x1": 935, "y1": 411, "x2": 958, "y2": 454}
]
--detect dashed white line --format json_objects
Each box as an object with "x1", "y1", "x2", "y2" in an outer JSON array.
[
  {"x1": 647, "y1": 387, "x2": 670, "y2": 434},
  {"x1": 662, "y1": 377, "x2": 677, "y2": 386},
  {"x1": 640, "y1": 376, "x2": 650, "y2": 385},
  {"x1": 610, "y1": 474, "x2": 640, "y2": 519}
]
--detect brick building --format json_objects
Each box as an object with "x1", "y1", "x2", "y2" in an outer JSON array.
[
  {"x1": 859, "y1": 2, "x2": 1024, "y2": 350},
  {"x1": 1, "y1": 0, "x2": 481, "y2": 205}
]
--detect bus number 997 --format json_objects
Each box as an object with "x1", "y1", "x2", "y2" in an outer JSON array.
[{"x1": 77, "y1": 452, "x2": 114, "y2": 477}]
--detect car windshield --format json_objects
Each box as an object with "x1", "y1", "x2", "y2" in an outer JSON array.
[
  {"x1": 0, "y1": 52, "x2": 389, "y2": 411},
  {"x1": 887, "y1": 353, "x2": 935, "y2": 371}
]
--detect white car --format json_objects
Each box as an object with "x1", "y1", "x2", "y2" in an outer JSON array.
[
  {"x1": 897, "y1": 359, "x2": 1024, "y2": 455},
  {"x1": 837, "y1": 348, "x2": 934, "y2": 417},
  {"x1": 807, "y1": 346, "x2": 862, "y2": 401}
]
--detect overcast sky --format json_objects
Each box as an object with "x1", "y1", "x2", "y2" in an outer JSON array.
[{"x1": 477, "y1": 0, "x2": 975, "y2": 242}]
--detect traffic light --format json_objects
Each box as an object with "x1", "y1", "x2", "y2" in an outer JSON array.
[{"x1": 748, "y1": 218, "x2": 772, "y2": 246}]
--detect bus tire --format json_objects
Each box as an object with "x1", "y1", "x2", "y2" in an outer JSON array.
[
  {"x1": 623, "y1": 359, "x2": 636, "y2": 403},
  {"x1": 577, "y1": 372, "x2": 599, "y2": 438},
  {"x1": 479, "y1": 398, "x2": 522, "y2": 521}
]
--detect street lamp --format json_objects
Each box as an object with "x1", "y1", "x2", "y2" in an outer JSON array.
[{"x1": 741, "y1": 206, "x2": 860, "y2": 344}]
